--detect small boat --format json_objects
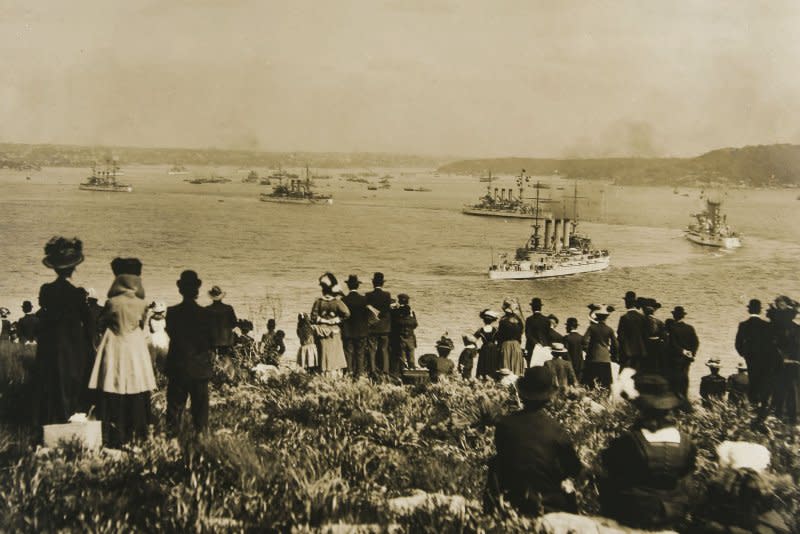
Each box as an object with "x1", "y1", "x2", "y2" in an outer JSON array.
[
  {"x1": 489, "y1": 181, "x2": 610, "y2": 280},
  {"x1": 187, "y1": 174, "x2": 231, "y2": 184},
  {"x1": 403, "y1": 187, "x2": 431, "y2": 192},
  {"x1": 80, "y1": 161, "x2": 132, "y2": 193},
  {"x1": 684, "y1": 198, "x2": 741, "y2": 249},
  {"x1": 241, "y1": 170, "x2": 259, "y2": 183},
  {"x1": 367, "y1": 185, "x2": 378, "y2": 191},
  {"x1": 168, "y1": 165, "x2": 189, "y2": 175}
]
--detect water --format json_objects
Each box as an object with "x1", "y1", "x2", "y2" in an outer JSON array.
[{"x1": 1, "y1": 166, "x2": 799, "y2": 391}]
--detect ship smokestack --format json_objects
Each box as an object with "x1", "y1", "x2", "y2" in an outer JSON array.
[
  {"x1": 544, "y1": 218, "x2": 553, "y2": 249},
  {"x1": 562, "y1": 218, "x2": 570, "y2": 249},
  {"x1": 553, "y1": 219, "x2": 562, "y2": 251},
  {"x1": 494, "y1": 188, "x2": 499, "y2": 199}
]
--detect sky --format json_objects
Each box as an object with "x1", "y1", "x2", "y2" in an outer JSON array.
[{"x1": 1, "y1": 0, "x2": 799, "y2": 158}]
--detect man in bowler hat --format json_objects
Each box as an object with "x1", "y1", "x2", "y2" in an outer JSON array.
[
  {"x1": 665, "y1": 305, "x2": 699, "y2": 406},
  {"x1": 166, "y1": 271, "x2": 214, "y2": 432},
  {"x1": 16, "y1": 300, "x2": 39, "y2": 344},
  {"x1": 735, "y1": 299, "x2": 775, "y2": 409},
  {"x1": 341, "y1": 275, "x2": 369, "y2": 376},
  {"x1": 617, "y1": 291, "x2": 647, "y2": 370},
  {"x1": 365, "y1": 272, "x2": 392, "y2": 374},
  {"x1": 390, "y1": 293, "x2": 418, "y2": 373},
  {"x1": 524, "y1": 297, "x2": 551, "y2": 366}
]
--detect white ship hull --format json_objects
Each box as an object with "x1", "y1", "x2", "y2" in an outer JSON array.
[
  {"x1": 79, "y1": 184, "x2": 133, "y2": 193},
  {"x1": 685, "y1": 231, "x2": 741, "y2": 249},
  {"x1": 489, "y1": 256, "x2": 610, "y2": 280}
]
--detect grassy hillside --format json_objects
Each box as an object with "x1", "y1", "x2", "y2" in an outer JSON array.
[{"x1": 438, "y1": 144, "x2": 800, "y2": 186}]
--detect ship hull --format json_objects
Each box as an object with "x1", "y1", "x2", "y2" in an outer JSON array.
[
  {"x1": 489, "y1": 256, "x2": 610, "y2": 280},
  {"x1": 685, "y1": 232, "x2": 741, "y2": 249},
  {"x1": 462, "y1": 208, "x2": 537, "y2": 219},
  {"x1": 260, "y1": 195, "x2": 332, "y2": 205},
  {"x1": 79, "y1": 184, "x2": 133, "y2": 193}
]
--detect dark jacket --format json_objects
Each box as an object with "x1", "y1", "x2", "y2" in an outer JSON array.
[
  {"x1": 33, "y1": 277, "x2": 95, "y2": 425},
  {"x1": 617, "y1": 310, "x2": 647, "y2": 365},
  {"x1": 727, "y1": 372, "x2": 749, "y2": 404},
  {"x1": 166, "y1": 300, "x2": 214, "y2": 380},
  {"x1": 582, "y1": 322, "x2": 618, "y2": 363},
  {"x1": 601, "y1": 425, "x2": 696, "y2": 529},
  {"x1": 205, "y1": 301, "x2": 237, "y2": 348},
  {"x1": 16, "y1": 313, "x2": 40, "y2": 343},
  {"x1": 341, "y1": 290, "x2": 369, "y2": 338},
  {"x1": 525, "y1": 312, "x2": 552, "y2": 353},
  {"x1": 700, "y1": 373, "x2": 727, "y2": 400},
  {"x1": 390, "y1": 305, "x2": 418, "y2": 347},
  {"x1": 458, "y1": 347, "x2": 478, "y2": 378},
  {"x1": 417, "y1": 353, "x2": 454, "y2": 381},
  {"x1": 564, "y1": 331, "x2": 584, "y2": 377},
  {"x1": 735, "y1": 315, "x2": 776, "y2": 402},
  {"x1": 666, "y1": 320, "x2": 699, "y2": 362},
  {"x1": 492, "y1": 408, "x2": 582, "y2": 515},
  {"x1": 545, "y1": 358, "x2": 577, "y2": 389},
  {"x1": 497, "y1": 314, "x2": 523, "y2": 343},
  {"x1": 365, "y1": 287, "x2": 392, "y2": 335}
]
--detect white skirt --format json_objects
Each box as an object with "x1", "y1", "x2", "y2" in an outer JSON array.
[{"x1": 88, "y1": 328, "x2": 157, "y2": 394}]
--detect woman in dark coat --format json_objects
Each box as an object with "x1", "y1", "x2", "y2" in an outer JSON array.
[
  {"x1": 474, "y1": 309, "x2": 500, "y2": 379},
  {"x1": 600, "y1": 374, "x2": 696, "y2": 530},
  {"x1": 582, "y1": 304, "x2": 618, "y2": 388},
  {"x1": 768, "y1": 296, "x2": 800, "y2": 425},
  {"x1": 33, "y1": 237, "x2": 95, "y2": 426},
  {"x1": 496, "y1": 298, "x2": 526, "y2": 376}
]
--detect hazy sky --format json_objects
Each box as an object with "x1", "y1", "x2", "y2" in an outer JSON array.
[{"x1": 2, "y1": 1, "x2": 799, "y2": 157}]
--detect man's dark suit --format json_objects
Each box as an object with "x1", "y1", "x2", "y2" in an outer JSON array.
[
  {"x1": 524, "y1": 312, "x2": 551, "y2": 365},
  {"x1": 205, "y1": 300, "x2": 237, "y2": 353},
  {"x1": 563, "y1": 331, "x2": 584, "y2": 379},
  {"x1": 617, "y1": 309, "x2": 647, "y2": 369},
  {"x1": 666, "y1": 320, "x2": 699, "y2": 400},
  {"x1": 735, "y1": 315, "x2": 775, "y2": 405},
  {"x1": 342, "y1": 290, "x2": 369, "y2": 376},
  {"x1": 166, "y1": 299, "x2": 214, "y2": 432},
  {"x1": 365, "y1": 287, "x2": 392, "y2": 373}
]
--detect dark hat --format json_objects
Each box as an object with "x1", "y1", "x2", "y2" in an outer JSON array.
[
  {"x1": 372, "y1": 272, "x2": 385, "y2": 286},
  {"x1": 633, "y1": 374, "x2": 680, "y2": 410},
  {"x1": 530, "y1": 297, "x2": 543, "y2": 309},
  {"x1": 516, "y1": 366, "x2": 558, "y2": 401},
  {"x1": 566, "y1": 317, "x2": 579, "y2": 329},
  {"x1": 319, "y1": 272, "x2": 343, "y2": 294},
  {"x1": 237, "y1": 319, "x2": 254, "y2": 332},
  {"x1": 111, "y1": 257, "x2": 142, "y2": 276},
  {"x1": 435, "y1": 335, "x2": 455, "y2": 351},
  {"x1": 22, "y1": 300, "x2": 33, "y2": 313},
  {"x1": 42, "y1": 236, "x2": 84, "y2": 269},
  {"x1": 671, "y1": 306, "x2": 686, "y2": 319},
  {"x1": 345, "y1": 274, "x2": 361, "y2": 289},
  {"x1": 624, "y1": 291, "x2": 637, "y2": 303},
  {"x1": 209, "y1": 285, "x2": 225, "y2": 300},
  {"x1": 398, "y1": 293, "x2": 410, "y2": 304},
  {"x1": 747, "y1": 299, "x2": 761, "y2": 314},
  {"x1": 177, "y1": 270, "x2": 202, "y2": 289}
]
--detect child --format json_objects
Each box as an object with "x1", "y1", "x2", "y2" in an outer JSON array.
[
  {"x1": 458, "y1": 334, "x2": 478, "y2": 379},
  {"x1": 296, "y1": 313, "x2": 318, "y2": 371},
  {"x1": 146, "y1": 301, "x2": 169, "y2": 372}
]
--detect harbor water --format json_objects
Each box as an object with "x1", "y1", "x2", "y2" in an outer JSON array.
[{"x1": 1, "y1": 166, "x2": 798, "y2": 391}]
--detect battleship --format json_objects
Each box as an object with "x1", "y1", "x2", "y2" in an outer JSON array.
[
  {"x1": 463, "y1": 171, "x2": 544, "y2": 219},
  {"x1": 489, "y1": 181, "x2": 610, "y2": 280},
  {"x1": 260, "y1": 166, "x2": 332, "y2": 205},
  {"x1": 685, "y1": 198, "x2": 741, "y2": 248},
  {"x1": 79, "y1": 161, "x2": 132, "y2": 193}
]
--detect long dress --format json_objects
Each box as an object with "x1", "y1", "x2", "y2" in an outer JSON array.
[
  {"x1": 475, "y1": 325, "x2": 500, "y2": 378},
  {"x1": 33, "y1": 276, "x2": 94, "y2": 426},
  {"x1": 296, "y1": 320, "x2": 319, "y2": 369},
  {"x1": 88, "y1": 275, "x2": 156, "y2": 447},
  {"x1": 497, "y1": 314, "x2": 526, "y2": 376},
  {"x1": 311, "y1": 296, "x2": 351, "y2": 373}
]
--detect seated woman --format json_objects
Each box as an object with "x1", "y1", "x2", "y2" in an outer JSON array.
[{"x1": 600, "y1": 374, "x2": 696, "y2": 530}]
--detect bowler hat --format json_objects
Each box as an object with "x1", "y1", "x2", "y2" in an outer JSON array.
[
  {"x1": 22, "y1": 301, "x2": 33, "y2": 313},
  {"x1": 671, "y1": 306, "x2": 687, "y2": 319},
  {"x1": 633, "y1": 374, "x2": 680, "y2": 410},
  {"x1": 624, "y1": 291, "x2": 637, "y2": 303},
  {"x1": 398, "y1": 293, "x2": 410, "y2": 304},
  {"x1": 566, "y1": 317, "x2": 579, "y2": 329},
  {"x1": 345, "y1": 274, "x2": 361, "y2": 289},
  {"x1": 42, "y1": 236, "x2": 84, "y2": 270},
  {"x1": 111, "y1": 257, "x2": 142, "y2": 276},
  {"x1": 209, "y1": 285, "x2": 226, "y2": 300},
  {"x1": 516, "y1": 366, "x2": 558, "y2": 401},
  {"x1": 372, "y1": 272, "x2": 385, "y2": 286},
  {"x1": 530, "y1": 297, "x2": 543, "y2": 309},
  {"x1": 177, "y1": 270, "x2": 202, "y2": 289},
  {"x1": 747, "y1": 299, "x2": 761, "y2": 314}
]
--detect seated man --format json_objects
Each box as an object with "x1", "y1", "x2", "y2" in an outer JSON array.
[
  {"x1": 699, "y1": 358, "x2": 727, "y2": 406},
  {"x1": 727, "y1": 361, "x2": 750, "y2": 405},
  {"x1": 485, "y1": 366, "x2": 583, "y2": 517},
  {"x1": 417, "y1": 335, "x2": 455, "y2": 382}
]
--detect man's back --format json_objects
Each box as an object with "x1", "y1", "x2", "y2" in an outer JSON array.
[
  {"x1": 668, "y1": 321, "x2": 699, "y2": 356},
  {"x1": 166, "y1": 300, "x2": 213, "y2": 379},
  {"x1": 617, "y1": 310, "x2": 647, "y2": 361},
  {"x1": 342, "y1": 291, "x2": 368, "y2": 338},
  {"x1": 365, "y1": 288, "x2": 392, "y2": 334},
  {"x1": 544, "y1": 358, "x2": 577, "y2": 388},
  {"x1": 525, "y1": 313, "x2": 551, "y2": 350},
  {"x1": 205, "y1": 301, "x2": 237, "y2": 348},
  {"x1": 735, "y1": 316, "x2": 770, "y2": 359},
  {"x1": 17, "y1": 314, "x2": 40, "y2": 343}
]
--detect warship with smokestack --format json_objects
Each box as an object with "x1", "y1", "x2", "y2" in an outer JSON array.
[
  {"x1": 488, "y1": 179, "x2": 610, "y2": 280},
  {"x1": 684, "y1": 197, "x2": 741, "y2": 249},
  {"x1": 463, "y1": 170, "x2": 545, "y2": 219}
]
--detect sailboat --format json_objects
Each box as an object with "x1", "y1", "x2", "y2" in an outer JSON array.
[{"x1": 488, "y1": 180, "x2": 610, "y2": 280}]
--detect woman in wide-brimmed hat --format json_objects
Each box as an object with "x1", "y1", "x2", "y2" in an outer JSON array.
[
  {"x1": 496, "y1": 298, "x2": 526, "y2": 376},
  {"x1": 600, "y1": 373, "x2": 697, "y2": 530},
  {"x1": 32, "y1": 236, "x2": 95, "y2": 426},
  {"x1": 310, "y1": 273, "x2": 351, "y2": 375},
  {"x1": 581, "y1": 304, "x2": 618, "y2": 389},
  {"x1": 88, "y1": 257, "x2": 157, "y2": 447},
  {"x1": 474, "y1": 309, "x2": 501, "y2": 379}
]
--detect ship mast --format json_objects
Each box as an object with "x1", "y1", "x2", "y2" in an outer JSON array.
[{"x1": 528, "y1": 179, "x2": 550, "y2": 250}]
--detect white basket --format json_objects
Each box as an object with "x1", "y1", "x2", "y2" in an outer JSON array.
[{"x1": 43, "y1": 421, "x2": 102, "y2": 450}]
